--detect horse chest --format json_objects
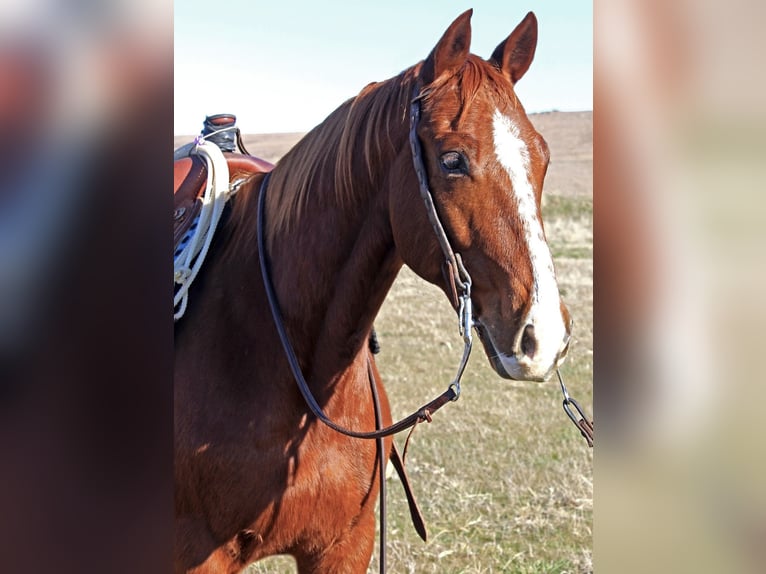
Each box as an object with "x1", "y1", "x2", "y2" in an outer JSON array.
[{"x1": 278, "y1": 431, "x2": 376, "y2": 515}]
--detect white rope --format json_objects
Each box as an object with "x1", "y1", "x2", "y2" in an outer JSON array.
[{"x1": 173, "y1": 139, "x2": 231, "y2": 321}]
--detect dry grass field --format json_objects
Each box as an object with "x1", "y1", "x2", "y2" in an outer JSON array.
[{"x1": 176, "y1": 110, "x2": 593, "y2": 573}]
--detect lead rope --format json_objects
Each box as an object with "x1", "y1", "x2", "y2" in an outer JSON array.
[
  {"x1": 257, "y1": 172, "x2": 466, "y2": 441},
  {"x1": 174, "y1": 139, "x2": 231, "y2": 320}
]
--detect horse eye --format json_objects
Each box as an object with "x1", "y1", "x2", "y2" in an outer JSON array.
[{"x1": 440, "y1": 151, "x2": 468, "y2": 175}]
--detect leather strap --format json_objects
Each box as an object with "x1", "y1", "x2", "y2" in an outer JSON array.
[
  {"x1": 408, "y1": 87, "x2": 472, "y2": 310},
  {"x1": 368, "y1": 357, "x2": 388, "y2": 573},
  {"x1": 236, "y1": 129, "x2": 251, "y2": 156},
  {"x1": 390, "y1": 443, "x2": 427, "y2": 541},
  {"x1": 257, "y1": 172, "x2": 458, "y2": 441},
  {"x1": 367, "y1": 359, "x2": 428, "y2": 574},
  {"x1": 257, "y1": 169, "x2": 439, "y2": 568}
]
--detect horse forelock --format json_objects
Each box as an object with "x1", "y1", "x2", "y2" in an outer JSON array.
[{"x1": 421, "y1": 55, "x2": 517, "y2": 127}]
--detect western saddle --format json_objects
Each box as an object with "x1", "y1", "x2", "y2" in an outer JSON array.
[{"x1": 174, "y1": 114, "x2": 273, "y2": 250}]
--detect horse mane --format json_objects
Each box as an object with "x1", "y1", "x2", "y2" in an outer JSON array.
[
  {"x1": 228, "y1": 54, "x2": 513, "y2": 253},
  {"x1": 227, "y1": 67, "x2": 418, "y2": 253}
]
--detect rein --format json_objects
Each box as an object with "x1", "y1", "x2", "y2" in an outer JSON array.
[
  {"x1": 255, "y1": 85, "x2": 476, "y2": 441},
  {"x1": 255, "y1": 88, "x2": 473, "y2": 573},
  {"x1": 255, "y1": 85, "x2": 592, "y2": 573},
  {"x1": 256, "y1": 170, "x2": 463, "y2": 441}
]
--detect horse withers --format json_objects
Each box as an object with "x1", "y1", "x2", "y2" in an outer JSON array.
[{"x1": 175, "y1": 9, "x2": 570, "y2": 573}]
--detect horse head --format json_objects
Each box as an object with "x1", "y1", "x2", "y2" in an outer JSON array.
[{"x1": 391, "y1": 10, "x2": 572, "y2": 382}]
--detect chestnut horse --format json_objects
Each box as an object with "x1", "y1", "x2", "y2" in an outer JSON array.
[{"x1": 175, "y1": 10, "x2": 571, "y2": 574}]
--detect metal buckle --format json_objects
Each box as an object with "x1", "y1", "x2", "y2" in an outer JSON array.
[
  {"x1": 458, "y1": 292, "x2": 473, "y2": 339},
  {"x1": 454, "y1": 254, "x2": 473, "y2": 340},
  {"x1": 450, "y1": 259, "x2": 473, "y2": 402},
  {"x1": 449, "y1": 296, "x2": 472, "y2": 402}
]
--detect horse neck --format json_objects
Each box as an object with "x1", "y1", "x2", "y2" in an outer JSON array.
[{"x1": 257, "y1": 100, "x2": 412, "y2": 389}]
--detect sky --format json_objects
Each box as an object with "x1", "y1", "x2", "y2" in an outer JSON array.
[{"x1": 174, "y1": 1, "x2": 592, "y2": 134}]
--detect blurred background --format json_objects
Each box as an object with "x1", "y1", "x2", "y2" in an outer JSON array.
[
  {"x1": 175, "y1": 0, "x2": 592, "y2": 134},
  {"x1": 595, "y1": 0, "x2": 766, "y2": 572},
  {"x1": 0, "y1": 1, "x2": 173, "y2": 572},
  {"x1": 1, "y1": 0, "x2": 764, "y2": 572}
]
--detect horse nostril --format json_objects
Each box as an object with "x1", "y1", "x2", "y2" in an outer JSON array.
[{"x1": 520, "y1": 324, "x2": 537, "y2": 359}]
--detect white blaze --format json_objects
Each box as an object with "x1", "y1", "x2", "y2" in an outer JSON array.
[{"x1": 492, "y1": 109, "x2": 566, "y2": 378}]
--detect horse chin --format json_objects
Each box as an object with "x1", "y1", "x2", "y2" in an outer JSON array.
[
  {"x1": 473, "y1": 321, "x2": 551, "y2": 383},
  {"x1": 488, "y1": 352, "x2": 515, "y2": 380}
]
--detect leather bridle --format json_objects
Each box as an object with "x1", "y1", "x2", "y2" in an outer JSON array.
[
  {"x1": 408, "y1": 87, "x2": 475, "y2": 399},
  {"x1": 255, "y1": 84, "x2": 591, "y2": 573}
]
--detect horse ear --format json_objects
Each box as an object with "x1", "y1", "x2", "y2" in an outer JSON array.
[
  {"x1": 490, "y1": 11, "x2": 538, "y2": 84},
  {"x1": 421, "y1": 9, "x2": 473, "y2": 85}
]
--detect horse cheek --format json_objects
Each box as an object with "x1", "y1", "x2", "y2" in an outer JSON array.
[{"x1": 389, "y1": 186, "x2": 443, "y2": 287}]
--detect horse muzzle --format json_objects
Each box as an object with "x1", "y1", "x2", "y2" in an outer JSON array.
[{"x1": 474, "y1": 318, "x2": 572, "y2": 382}]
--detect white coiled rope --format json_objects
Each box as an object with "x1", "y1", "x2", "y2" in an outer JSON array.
[{"x1": 173, "y1": 138, "x2": 231, "y2": 320}]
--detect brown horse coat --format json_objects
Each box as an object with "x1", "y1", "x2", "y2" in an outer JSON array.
[{"x1": 175, "y1": 10, "x2": 570, "y2": 573}]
